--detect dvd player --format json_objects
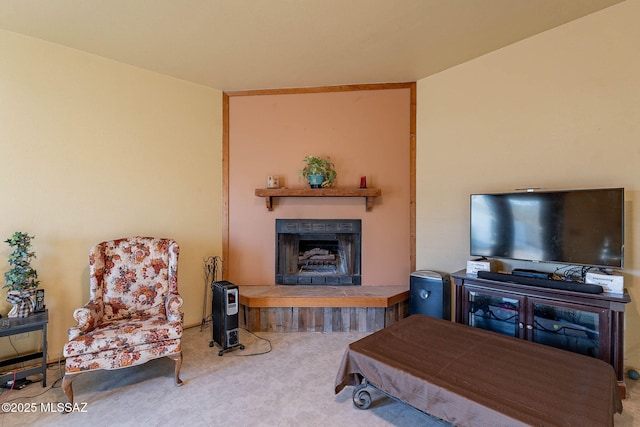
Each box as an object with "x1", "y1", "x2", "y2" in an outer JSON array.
[{"x1": 477, "y1": 271, "x2": 603, "y2": 294}]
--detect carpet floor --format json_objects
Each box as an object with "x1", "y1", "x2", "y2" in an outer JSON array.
[{"x1": 1, "y1": 324, "x2": 638, "y2": 426}]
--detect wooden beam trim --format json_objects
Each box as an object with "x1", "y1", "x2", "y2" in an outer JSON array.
[
  {"x1": 225, "y1": 82, "x2": 416, "y2": 97},
  {"x1": 222, "y1": 93, "x2": 230, "y2": 265}
]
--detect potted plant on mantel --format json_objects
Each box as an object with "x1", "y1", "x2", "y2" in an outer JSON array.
[
  {"x1": 299, "y1": 155, "x2": 337, "y2": 188},
  {"x1": 3, "y1": 231, "x2": 40, "y2": 317}
]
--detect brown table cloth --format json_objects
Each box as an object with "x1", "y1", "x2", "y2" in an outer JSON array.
[{"x1": 335, "y1": 314, "x2": 622, "y2": 426}]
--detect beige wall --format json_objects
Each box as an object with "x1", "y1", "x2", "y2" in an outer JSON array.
[
  {"x1": 227, "y1": 88, "x2": 412, "y2": 285},
  {"x1": 0, "y1": 30, "x2": 223, "y2": 360},
  {"x1": 416, "y1": 1, "x2": 640, "y2": 362}
]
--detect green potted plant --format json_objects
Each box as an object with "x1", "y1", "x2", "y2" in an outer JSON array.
[
  {"x1": 299, "y1": 155, "x2": 337, "y2": 188},
  {"x1": 4, "y1": 231, "x2": 40, "y2": 317}
]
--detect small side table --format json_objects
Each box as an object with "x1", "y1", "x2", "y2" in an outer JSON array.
[{"x1": 0, "y1": 310, "x2": 48, "y2": 387}]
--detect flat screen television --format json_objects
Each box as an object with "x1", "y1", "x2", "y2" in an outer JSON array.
[{"x1": 470, "y1": 188, "x2": 624, "y2": 269}]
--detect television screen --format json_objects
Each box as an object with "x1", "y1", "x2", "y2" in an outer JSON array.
[{"x1": 470, "y1": 188, "x2": 624, "y2": 269}]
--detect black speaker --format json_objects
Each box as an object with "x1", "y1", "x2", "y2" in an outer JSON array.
[
  {"x1": 210, "y1": 280, "x2": 244, "y2": 356},
  {"x1": 409, "y1": 271, "x2": 451, "y2": 320}
]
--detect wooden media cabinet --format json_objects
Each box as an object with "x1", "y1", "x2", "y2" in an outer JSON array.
[{"x1": 451, "y1": 270, "x2": 631, "y2": 397}]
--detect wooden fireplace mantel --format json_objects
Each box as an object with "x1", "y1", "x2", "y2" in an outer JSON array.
[{"x1": 255, "y1": 187, "x2": 382, "y2": 211}]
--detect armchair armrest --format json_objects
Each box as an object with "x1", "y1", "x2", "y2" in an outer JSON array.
[
  {"x1": 68, "y1": 301, "x2": 103, "y2": 340},
  {"x1": 166, "y1": 293, "x2": 184, "y2": 323}
]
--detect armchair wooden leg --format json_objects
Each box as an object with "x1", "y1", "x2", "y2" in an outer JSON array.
[
  {"x1": 62, "y1": 374, "x2": 79, "y2": 405},
  {"x1": 170, "y1": 352, "x2": 183, "y2": 386}
]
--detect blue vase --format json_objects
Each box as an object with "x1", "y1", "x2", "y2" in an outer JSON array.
[{"x1": 308, "y1": 174, "x2": 324, "y2": 188}]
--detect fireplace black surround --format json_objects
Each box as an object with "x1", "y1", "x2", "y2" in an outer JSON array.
[{"x1": 275, "y1": 219, "x2": 361, "y2": 285}]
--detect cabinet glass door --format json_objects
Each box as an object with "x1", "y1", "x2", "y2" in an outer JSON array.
[
  {"x1": 528, "y1": 299, "x2": 605, "y2": 359},
  {"x1": 467, "y1": 289, "x2": 522, "y2": 338}
]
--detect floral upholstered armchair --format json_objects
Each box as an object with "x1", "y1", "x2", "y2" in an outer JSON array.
[{"x1": 62, "y1": 237, "x2": 184, "y2": 404}]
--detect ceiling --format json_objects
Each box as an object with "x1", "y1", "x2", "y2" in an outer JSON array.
[{"x1": 0, "y1": 0, "x2": 625, "y2": 91}]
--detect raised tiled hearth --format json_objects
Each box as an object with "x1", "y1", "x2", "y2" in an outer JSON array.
[{"x1": 238, "y1": 285, "x2": 409, "y2": 333}]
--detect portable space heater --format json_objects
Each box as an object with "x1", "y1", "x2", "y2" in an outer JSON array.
[{"x1": 209, "y1": 280, "x2": 244, "y2": 356}]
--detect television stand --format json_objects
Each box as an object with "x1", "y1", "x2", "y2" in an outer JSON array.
[{"x1": 452, "y1": 270, "x2": 631, "y2": 398}]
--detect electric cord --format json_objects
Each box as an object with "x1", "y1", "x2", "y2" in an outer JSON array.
[
  {"x1": 1, "y1": 326, "x2": 273, "y2": 415},
  {"x1": 0, "y1": 356, "x2": 64, "y2": 413},
  {"x1": 0, "y1": 375, "x2": 62, "y2": 411},
  {"x1": 235, "y1": 327, "x2": 272, "y2": 356},
  {"x1": 3, "y1": 335, "x2": 25, "y2": 371},
  {"x1": 2, "y1": 322, "x2": 271, "y2": 413},
  {"x1": 552, "y1": 265, "x2": 590, "y2": 282},
  {"x1": 0, "y1": 335, "x2": 31, "y2": 392},
  {"x1": 0, "y1": 372, "x2": 17, "y2": 403},
  {"x1": 201, "y1": 320, "x2": 273, "y2": 356}
]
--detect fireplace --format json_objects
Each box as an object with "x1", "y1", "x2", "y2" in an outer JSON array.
[{"x1": 275, "y1": 219, "x2": 361, "y2": 285}]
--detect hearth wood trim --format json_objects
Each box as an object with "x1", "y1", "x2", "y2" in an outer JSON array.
[{"x1": 238, "y1": 285, "x2": 408, "y2": 308}]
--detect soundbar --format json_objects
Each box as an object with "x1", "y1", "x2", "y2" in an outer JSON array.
[{"x1": 477, "y1": 271, "x2": 603, "y2": 294}]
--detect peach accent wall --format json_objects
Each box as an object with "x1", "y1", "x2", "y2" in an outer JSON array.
[{"x1": 227, "y1": 88, "x2": 411, "y2": 285}]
